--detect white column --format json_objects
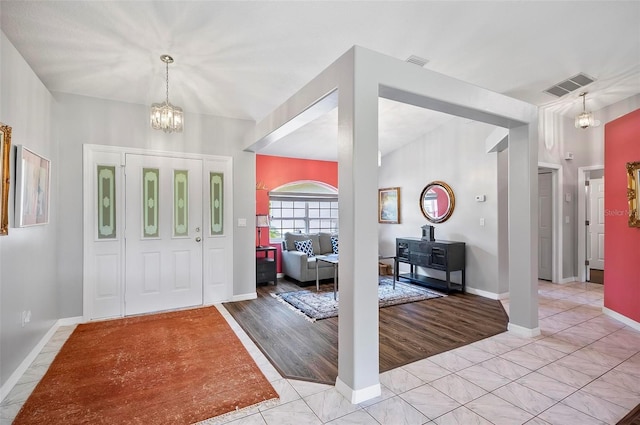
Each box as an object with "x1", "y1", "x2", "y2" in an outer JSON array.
[
  {"x1": 507, "y1": 123, "x2": 540, "y2": 336},
  {"x1": 334, "y1": 49, "x2": 381, "y2": 403}
]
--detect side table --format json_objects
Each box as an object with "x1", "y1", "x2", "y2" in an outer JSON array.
[{"x1": 256, "y1": 246, "x2": 277, "y2": 285}]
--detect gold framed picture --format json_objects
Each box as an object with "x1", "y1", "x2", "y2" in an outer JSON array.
[
  {"x1": 378, "y1": 187, "x2": 400, "y2": 224},
  {"x1": 627, "y1": 161, "x2": 640, "y2": 227},
  {"x1": 0, "y1": 123, "x2": 11, "y2": 235}
]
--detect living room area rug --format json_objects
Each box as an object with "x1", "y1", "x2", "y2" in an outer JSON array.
[
  {"x1": 272, "y1": 277, "x2": 445, "y2": 322},
  {"x1": 12, "y1": 306, "x2": 279, "y2": 425}
]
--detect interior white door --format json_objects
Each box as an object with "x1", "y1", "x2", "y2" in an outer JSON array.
[
  {"x1": 589, "y1": 177, "x2": 605, "y2": 271},
  {"x1": 125, "y1": 154, "x2": 203, "y2": 316},
  {"x1": 538, "y1": 172, "x2": 552, "y2": 281}
]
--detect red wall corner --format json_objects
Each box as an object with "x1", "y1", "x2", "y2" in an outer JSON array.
[
  {"x1": 604, "y1": 108, "x2": 640, "y2": 323},
  {"x1": 255, "y1": 154, "x2": 338, "y2": 272}
]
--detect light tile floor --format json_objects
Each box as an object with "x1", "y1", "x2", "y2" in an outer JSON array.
[{"x1": 2, "y1": 280, "x2": 639, "y2": 425}]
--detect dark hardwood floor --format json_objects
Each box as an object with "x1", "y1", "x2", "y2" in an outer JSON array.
[
  {"x1": 618, "y1": 403, "x2": 640, "y2": 425},
  {"x1": 224, "y1": 278, "x2": 508, "y2": 385}
]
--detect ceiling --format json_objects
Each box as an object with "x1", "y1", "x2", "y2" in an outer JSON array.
[{"x1": 1, "y1": 1, "x2": 639, "y2": 160}]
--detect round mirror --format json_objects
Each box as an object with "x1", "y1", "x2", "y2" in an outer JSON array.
[{"x1": 420, "y1": 181, "x2": 455, "y2": 223}]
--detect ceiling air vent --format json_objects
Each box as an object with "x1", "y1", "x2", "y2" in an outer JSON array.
[
  {"x1": 544, "y1": 73, "x2": 595, "y2": 97},
  {"x1": 406, "y1": 55, "x2": 429, "y2": 67}
]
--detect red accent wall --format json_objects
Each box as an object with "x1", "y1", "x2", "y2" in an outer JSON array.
[
  {"x1": 604, "y1": 108, "x2": 640, "y2": 323},
  {"x1": 256, "y1": 155, "x2": 338, "y2": 272}
]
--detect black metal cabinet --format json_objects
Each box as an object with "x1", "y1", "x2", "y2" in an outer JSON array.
[
  {"x1": 395, "y1": 237, "x2": 465, "y2": 293},
  {"x1": 256, "y1": 246, "x2": 277, "y2": 285}
]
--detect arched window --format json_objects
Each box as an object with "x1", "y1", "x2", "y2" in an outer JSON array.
[{"x1": 269, "y1": 181, "x2": 338, "y2": 239}]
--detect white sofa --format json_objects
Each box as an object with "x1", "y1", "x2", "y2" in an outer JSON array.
[{"x1": 281, "y1": 232, "x2": 338, "y2": 284}]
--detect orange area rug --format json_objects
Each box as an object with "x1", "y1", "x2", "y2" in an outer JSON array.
[{"x1": 13, "y1": 306, "x2": 279, "y2": 424}]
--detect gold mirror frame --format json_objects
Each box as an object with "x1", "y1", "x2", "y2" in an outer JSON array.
[
  {"x1": 420, "y1": 181, "x2": 455, "y2": 224},
  {"x1": 627, "y1": 161, "x2": 640, "y2": 228},
  {"x1": 0, "y1": 123, "x2": 11, "y2": 235}
]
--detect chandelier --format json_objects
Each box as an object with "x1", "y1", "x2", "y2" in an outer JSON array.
[
  {"x1": 150, "y1": 54, "x2": 183, "y2": 133},
  {"x1": 574, "y1": 92, "x2": 594, "y2": 129}
]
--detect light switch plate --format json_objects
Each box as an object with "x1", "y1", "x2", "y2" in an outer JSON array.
[{"x1": 238, "y1": 218, "x2": 247, "y2": 227}]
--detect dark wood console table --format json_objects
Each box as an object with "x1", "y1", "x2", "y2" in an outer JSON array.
[{"x1": 395, "y1": 237, "x2": 465, "y2": 293}]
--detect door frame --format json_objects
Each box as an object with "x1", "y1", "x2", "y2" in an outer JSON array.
[
  {"x1": 82, "y1": 144, "x2": 233, "y2": 321},
  {"x1": 538, "y1": 162, "x2": 562, "y2": 284},
  {"x1": 577, "y1": 165, "x2": 604, "y2": 282}
]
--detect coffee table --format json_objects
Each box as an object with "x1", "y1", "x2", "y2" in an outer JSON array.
[{"x1": 316, "y1": 254, "x2": 339, "y2": 300}]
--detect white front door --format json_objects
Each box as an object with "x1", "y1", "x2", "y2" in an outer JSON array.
[
  {"x1": 538, "y1": 172, "x2": 553, "y2": 281},
  {"x1": 124, "y1": 154, "x2": 203, "y2": 316},
  {"x1": 589, "y1": 177, "x2": 605, "y2": 271}
]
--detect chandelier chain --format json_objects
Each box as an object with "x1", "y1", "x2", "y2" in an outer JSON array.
[{"x1": 165, "y1": 60, "x2": 169, "y2": 104}]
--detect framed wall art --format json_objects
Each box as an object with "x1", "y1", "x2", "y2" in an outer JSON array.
[
  {"x1": 628, "y1": 161, "x2": 640, "y2": 228},
  {"x1": 15, "y1": 145, "x2": 51, "y2": 227},
  {"x1": 0, "y1": 123, "x2": 11, "y2": 235},
  {"x1": 378, "y1": 187, "x2": 401, "y2": 224}
]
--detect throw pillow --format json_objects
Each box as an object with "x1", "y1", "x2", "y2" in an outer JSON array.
[
  {"x1": 330, "y1": 236, "x2": 339, "y2": 254},
  {"x1": 294, "y1": 239, "x2": 315, "y2": 257}
]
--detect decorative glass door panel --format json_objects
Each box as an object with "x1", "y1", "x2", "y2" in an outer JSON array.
[
  {"x1": 97, "y1": 165, "x2": 116, "y2": 239},
  {"x1": 125, "y1": 154, "x2": 203, "y2": 316},
  {"x1": 210, "y1": 172, "x2": 223, "y2": 235},
  {"x1": 143, "y1": 168, "x2": 159, "y2": 238},
  {"x1": 174, "y1": 170, "x2": 189, "y2": 237}
]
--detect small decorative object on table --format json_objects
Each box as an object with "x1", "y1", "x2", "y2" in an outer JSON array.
[{"x1": 421, "y1": 224, "x2": 435, "y2": 241}]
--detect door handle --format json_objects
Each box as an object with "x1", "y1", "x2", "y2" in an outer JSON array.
[{"x1": 195, "y1": 237, "x2": 202, "y2": 242}]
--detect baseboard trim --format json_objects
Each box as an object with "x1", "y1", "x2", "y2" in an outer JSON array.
[
  {"x1": 465, "y1": 287, "x2": 509, "y2": 300},
  {"x1": 231, "y1": 292, "x2": 257, "y2": 302},
  {"x1": 603, "y1": 307, "x2": 640, "y2": 332},
  {"x1": 277, "y1": 272, "x2": 285, "y2": 278},
  {"x1": 335, "y1": 377, "x2": 381, "y2": 404},
  {"x1": 0, "y1": 316, "x2": 82, "y2": 402},
  {"x1": 507, "y1": 322, "x2": 541, "y2": 338},
  {"x1": 559, "y1": 276, "x2": 578, "y2": 284},
  {"x1": 58, "y1": 316, "x2": 84, "y2": 326}
]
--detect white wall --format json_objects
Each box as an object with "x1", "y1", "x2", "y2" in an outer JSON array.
[
  {"x1": 0, "y1": 28, "x2": 258, "y2": 388},
  {"x1": 378, "y1": 117, "x2": 501, "y2": 294},
  {"x1": 53, "y1": 92, "x2": 256, "y2": 317},
  {"x1": 0, "y1": 32, "x2": 58, "y2": 388},
  {"x1": 539, "y1": 93, "x2": 640, "y2": 279},
  {"x1": 378, "y1": 93, "x2": 640, "y2": 293}
]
